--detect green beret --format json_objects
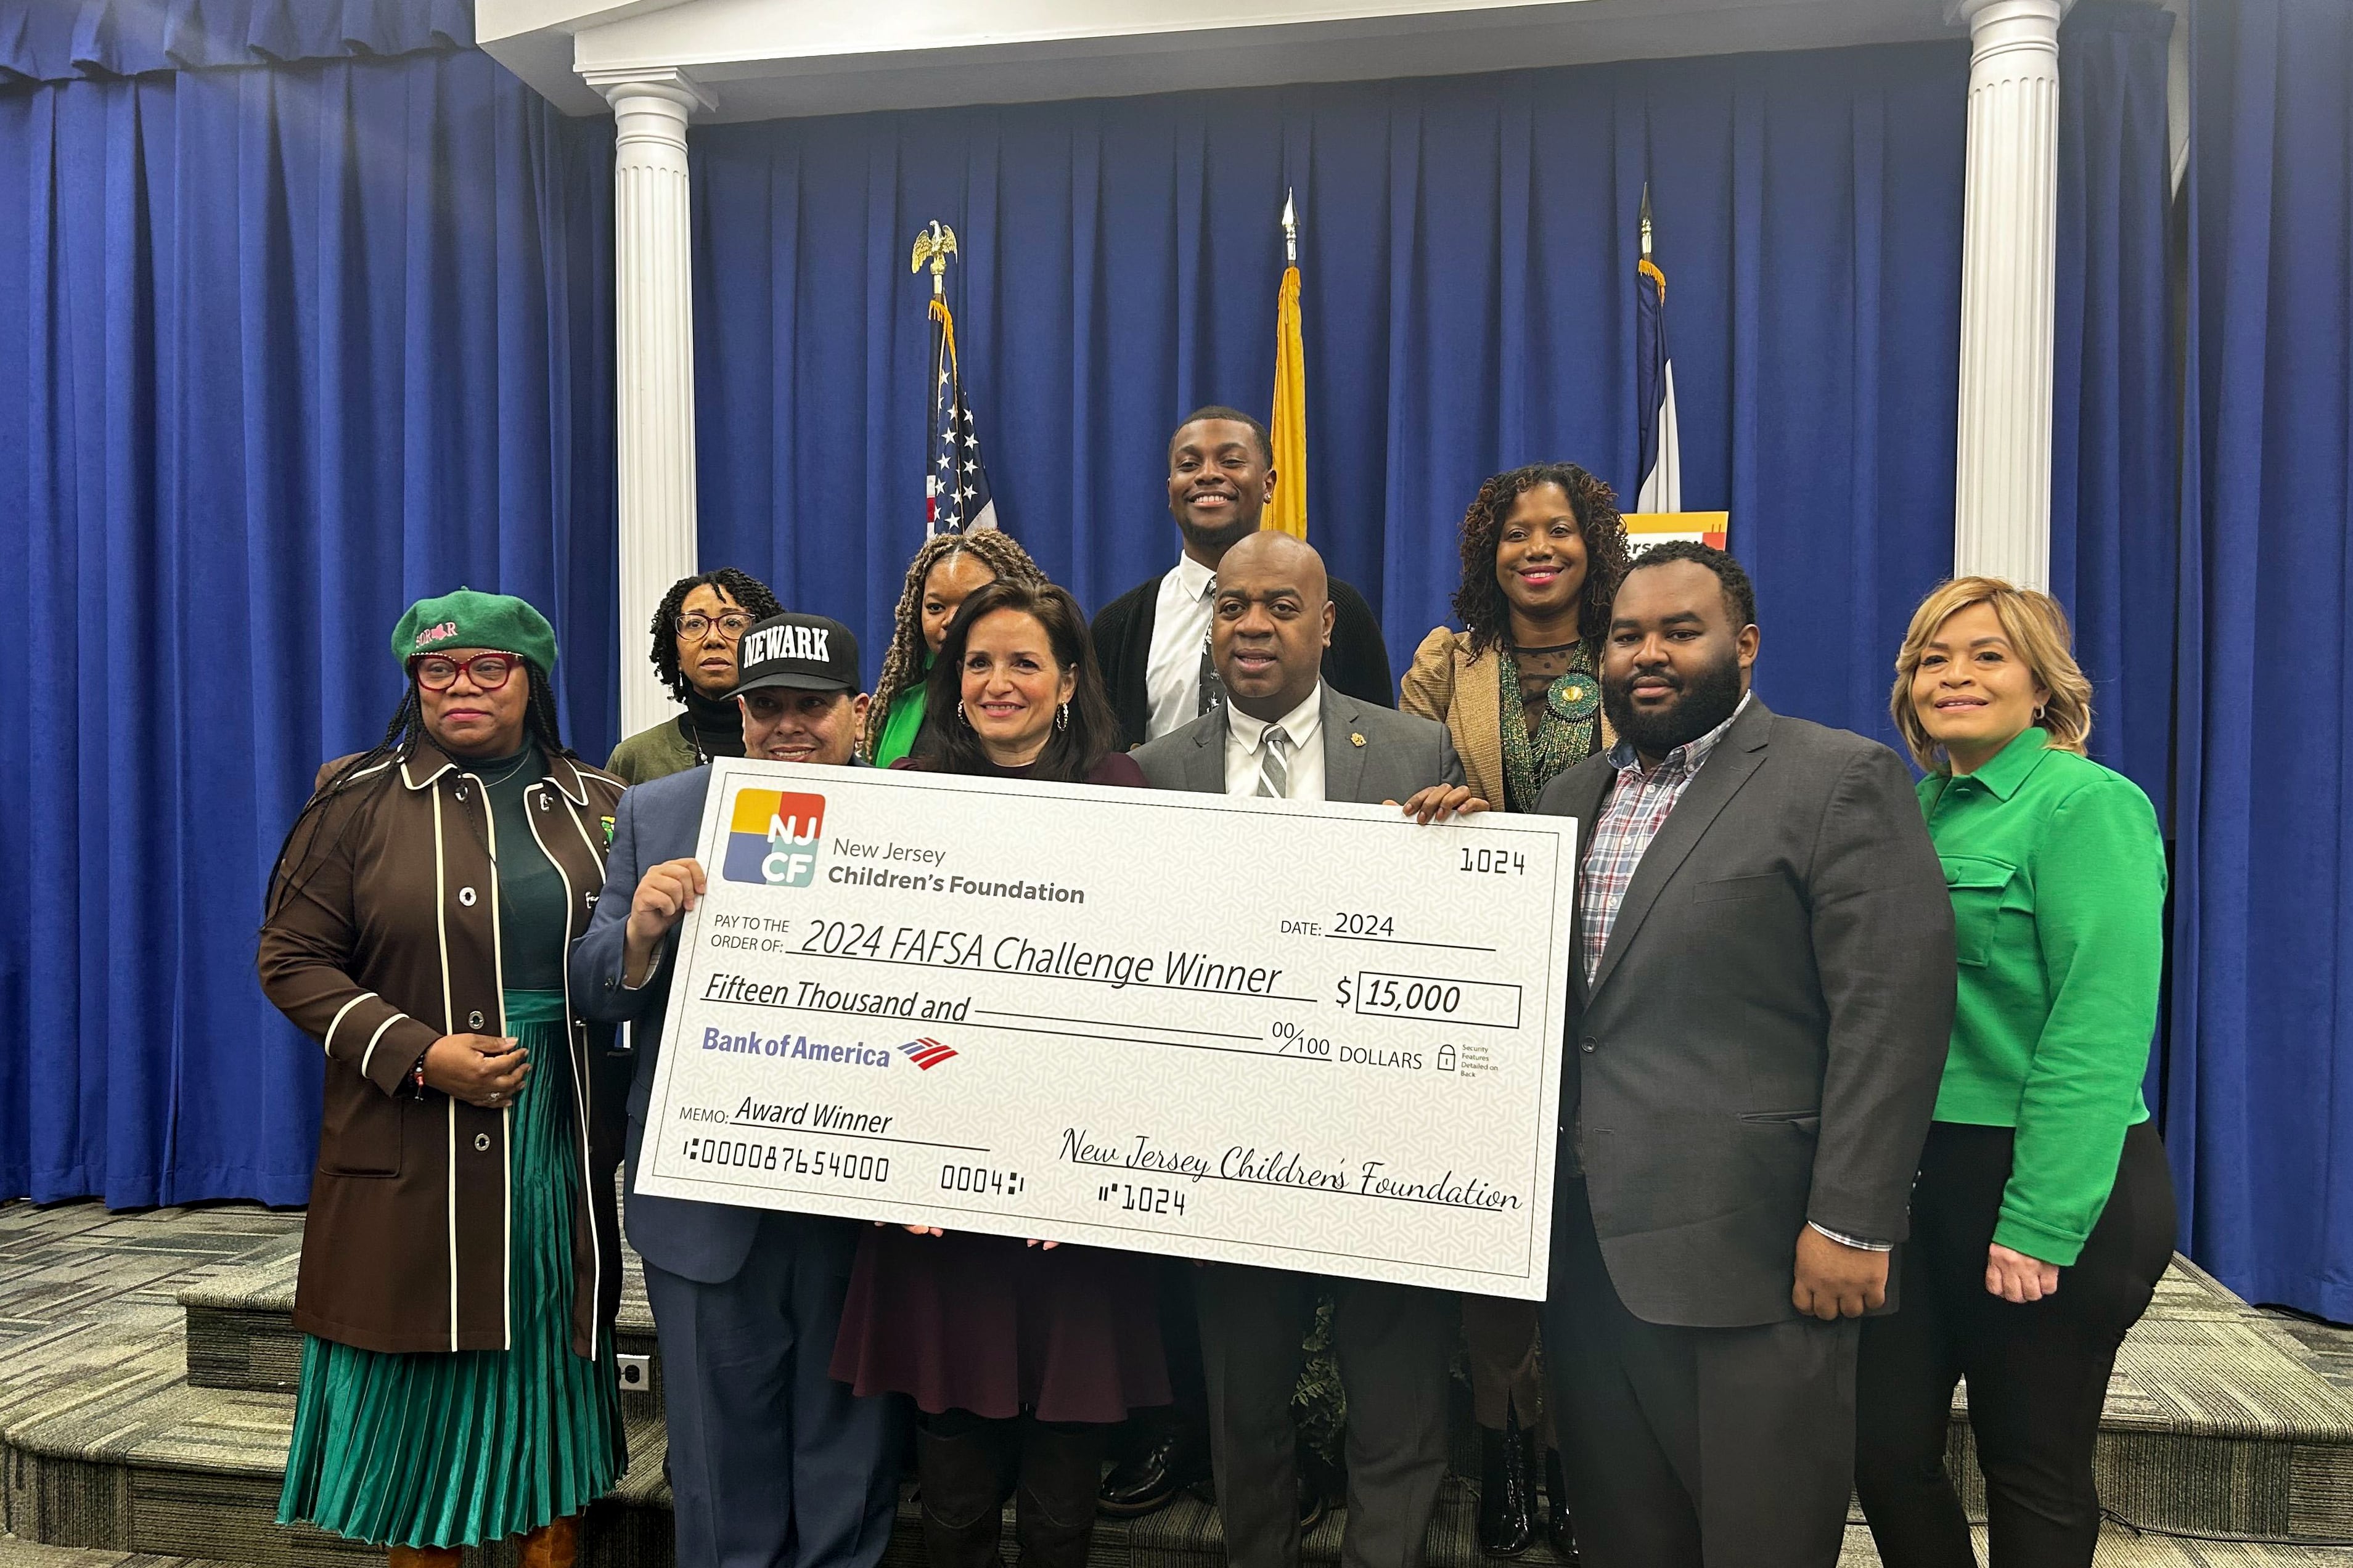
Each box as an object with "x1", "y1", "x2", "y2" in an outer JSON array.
[{"x1": 391, "y1": 589, "x2": 559, "y2": 674}]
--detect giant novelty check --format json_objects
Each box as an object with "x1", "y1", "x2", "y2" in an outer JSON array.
[{"x1": 634, "y1": 757, "x2": 1578, "y2": 1297}]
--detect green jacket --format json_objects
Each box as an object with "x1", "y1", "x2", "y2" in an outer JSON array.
[
  {"x1": 607, "y1": 716, "x2": 702, "y2": 785},
  {"x1": 1918, "y1": 729, "x2": 2165, "y2": 1265}
]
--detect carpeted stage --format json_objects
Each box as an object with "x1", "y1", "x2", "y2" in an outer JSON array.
[{"x1": 3, "y1": 1199, "x2": 2349, "y2": 1567}]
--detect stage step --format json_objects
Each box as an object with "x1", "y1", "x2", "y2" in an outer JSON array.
[
  {"x1": 179, "y1": 1247, "x2": 663, "y2": 1418},
  {"x1": 170, "y1": 1238, "x2": 2353, "y2": 1550},
  {"x1": 7, "y1": 1201, "x2": 2353, "y2": 1566}
]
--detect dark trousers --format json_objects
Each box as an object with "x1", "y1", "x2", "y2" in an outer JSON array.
[
  {"x1": 1539, "y1": 1178, "x2": 1860, "y2": 1568},
  {"x1": 1856, "y1": 1121, "x2": 2176, "y2": 1568},
  {"x1": 1194, "y1": 1264, "x2": 1454, "y2": 1568},
  {"x1": 642, "y1": 1211, "x2": 902, "y2": 1568},
  {"x1": 915, "y1": 1408, "x2": 1107, "y2": 1568},
  {"x1": 1463, "y1": 1294, "x2": 1555, "y2": 1446},
  {"x1": 1114, "y1": 1256, "x2": 1211, "y2": 1456}
]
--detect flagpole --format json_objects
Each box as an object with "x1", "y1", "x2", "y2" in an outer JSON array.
[{"x1": 913, "y1": 223, "x2": 959, "y2": 534}]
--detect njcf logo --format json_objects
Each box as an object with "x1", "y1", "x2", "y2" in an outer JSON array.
[{"x1": 723, "y1": 789, "x2": 826, "y2": 887}]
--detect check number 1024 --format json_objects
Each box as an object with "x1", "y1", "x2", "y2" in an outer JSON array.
[{"x1": 1462, "y1": 847, "x2": 1526, "y2": 875}]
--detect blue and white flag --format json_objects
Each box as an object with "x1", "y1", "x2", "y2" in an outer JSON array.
[{"x1": 1634, "y1": 198, "x2": 1681, "y2": 514}]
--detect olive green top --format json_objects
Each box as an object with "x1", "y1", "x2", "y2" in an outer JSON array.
[
  {"x1": 1917, "y1": 727, "x2": 2165, "y2": 1266},
  {"x1": 605, "y1": 716, "x2": 702, "y2": 785}
]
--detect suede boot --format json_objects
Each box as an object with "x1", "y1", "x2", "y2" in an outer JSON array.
[
  {"x1": 1013, "y1": 1419, "x2": 1105, "y2": 1568},
  {"x1": 519, "y1": 1514, "x2": 581, "y2": 1568},
  {"x1": 920, "y1": 1415, "x2": 1017, "y2": 1568}
]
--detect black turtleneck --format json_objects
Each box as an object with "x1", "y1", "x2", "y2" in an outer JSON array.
[{"x1": 680, "y1": 687, "x2": 746, "y2": 763}]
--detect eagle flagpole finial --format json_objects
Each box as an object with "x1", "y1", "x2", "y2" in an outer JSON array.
[{"x1": 911, "y1": 220, "x2": 959, "y2": 297}]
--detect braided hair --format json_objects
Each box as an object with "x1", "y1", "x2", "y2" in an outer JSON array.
[
  {"x1": 262, "y1": 661, "x2": 570, "y2": 923},
  {"x1": 650, "y1": 568, "x2": 784, "y2": 703},
  {"x1": 865, "y1": 531, "x2": 1049, "y2": 759},
  {"x1": 1451, "y1": 462, "x2": 1630, "y2": 656}
]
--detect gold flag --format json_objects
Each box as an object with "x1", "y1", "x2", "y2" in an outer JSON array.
[{"x1": 1266, "y1": 192, "x2": 1307, "y2": 539}]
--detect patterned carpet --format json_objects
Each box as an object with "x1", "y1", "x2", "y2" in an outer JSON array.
[{"x1": 4, "y1": 1198, "x2": 2352, "y2": 1566}]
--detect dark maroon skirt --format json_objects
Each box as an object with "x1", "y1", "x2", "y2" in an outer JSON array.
[{"x1": 829, "y1": 1227, "x2": 1171, "y2": 1423}]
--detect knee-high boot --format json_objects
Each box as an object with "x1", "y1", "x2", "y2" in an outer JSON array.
[
  {"x1": 920, "y1": 1415, "x2": 1015, "y2": 1568},
  {"x1": 520, "y1": 1514, "x2": 581, "y2": 1568},
  {"x1": 1014, "y1": 1419, "x2": 1106, "y2": 1568},
  {"x1": 388, "y1": 1547, "x2": 463, "y2": 1568}
]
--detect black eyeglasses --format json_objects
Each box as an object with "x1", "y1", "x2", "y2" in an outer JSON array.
[
  {"x1": 412, "y1": 653, "x2": 521, "y2": 692},
  {"x1": 677, "y1": 612, "x2": 756, "y2": 641}
]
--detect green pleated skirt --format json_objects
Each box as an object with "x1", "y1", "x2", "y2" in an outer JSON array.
[{"x1": 278, "y1": 990, "x2": 626, "y2": 1548}]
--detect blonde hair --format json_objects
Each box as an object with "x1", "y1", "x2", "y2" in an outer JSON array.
[{"x1": 1891, "y1": 576, "x2": 2093, "y2": 772}]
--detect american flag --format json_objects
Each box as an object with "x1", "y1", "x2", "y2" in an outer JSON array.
[{"x1": 927, "y1": 296, "x2": 998, "y2": 534}]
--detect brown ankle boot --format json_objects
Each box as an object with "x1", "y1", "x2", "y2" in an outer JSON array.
[
  {"x1": 520, "y1": 1514, "x2": 581, "y2": 1568},
  {"x1": 388, "y1": 1546, "x2": 464, "y2": 1568}
]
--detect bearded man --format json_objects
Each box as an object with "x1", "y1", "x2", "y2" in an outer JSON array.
[{"x1": 1533, "y1": 542, "x2": 1956, "y2": 1568}]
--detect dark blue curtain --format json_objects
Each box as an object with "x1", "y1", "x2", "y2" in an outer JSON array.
[
  {"x1": 0, "y1": 5, "x2": 616, "y2": 1206},
  {"x1": 2053, "y1": 2, "x2": 2178, "y2": 817},
  {"x1": 690, "y1": 41, "x2": 1970, "y2": 751},
  {"x1": 2169, "y1": 0, "x2": 2353, "y2": 1321}
]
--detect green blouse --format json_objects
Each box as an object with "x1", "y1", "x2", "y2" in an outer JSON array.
[
  {"x1": 478, "y1": 745, "x2": 568, "y2": 992},
  {"x1": 1917, "y1": 728, "x2": 2166, "y2": 1266},
  {"x1": 874, "y1": 680, "x2": 930, "y2": 767}
]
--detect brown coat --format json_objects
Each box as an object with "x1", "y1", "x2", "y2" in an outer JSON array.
[
  {"x1": 257, "y1": 737, "x2": 628, "y2": 1357},
  {"x1": 1399, "y1": 627, "x2": 1614, "y2": 809}
]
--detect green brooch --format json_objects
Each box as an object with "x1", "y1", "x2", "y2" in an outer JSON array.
[{"x1": 1547, "y1": 674, "x2": 1602, "y2": 724}]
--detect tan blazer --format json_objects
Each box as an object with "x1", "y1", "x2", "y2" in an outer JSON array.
[{"x1": 1399, "y1": 627, "x2": 1618, "y2": 809}]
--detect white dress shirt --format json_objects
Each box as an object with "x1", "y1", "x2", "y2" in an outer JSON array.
[
  {"x1": 1223, "y1": 686, "x2": 1327, "y2": 802},
  {"x1": 1144, "y1": 553, "x2": 1219, "y2": 742}
]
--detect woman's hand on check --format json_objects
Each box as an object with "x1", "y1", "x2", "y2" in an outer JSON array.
[
  {"x1": 1393, "y1": 785, "x2": 1490, "y2": 824},
  {"x1": 896, "y1": 1223, "x2": 944, "y2": 1238}
]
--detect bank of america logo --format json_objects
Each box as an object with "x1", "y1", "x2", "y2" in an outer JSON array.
[
  {"x1": 722, "y1": 788, "x2": 826, "y2": 886},
  {"x1": 899, "y1": 1038, "x2": 957, "y2": 1070}
]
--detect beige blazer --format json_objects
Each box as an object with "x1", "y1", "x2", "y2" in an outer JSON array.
[{"x1": 1399, "y1": 627, "x2": 1614, "y2": 809}]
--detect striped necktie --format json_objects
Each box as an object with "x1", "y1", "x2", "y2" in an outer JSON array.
[{"x1": 1256, "y1": 725, "x2": 1292, "y2": 799}]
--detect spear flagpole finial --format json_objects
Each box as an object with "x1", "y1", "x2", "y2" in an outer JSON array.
[
  {"x1": 911, "y1": 219, "x2": 959, "y2": 297},
  {"x1": 1639, "y1": 183, "x2": 1654, "y2": 261},
  {"x1": 1281, "y1": 187, "x2": 1298, "y2": 266}
]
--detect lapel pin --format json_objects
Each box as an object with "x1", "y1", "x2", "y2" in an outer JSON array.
[{"x1": 1350, "y1": 732, "x2": 1366, "y2": 748}]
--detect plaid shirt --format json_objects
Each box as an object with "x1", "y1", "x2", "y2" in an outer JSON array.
[
  {"x1": 1573, "y1": 692, "x2": 1891, "y2": 1252},
  {"x1": 1579, "y1": 692, "x2": 1750, "y2": 986}
]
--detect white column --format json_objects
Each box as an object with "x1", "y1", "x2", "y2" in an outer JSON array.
[
  {"x1": 585, "y1": 68, "x2": 714, "y2": 741},
  {"x1": 1949, "y1": 0, "x2": 2069, "y2": 590}
]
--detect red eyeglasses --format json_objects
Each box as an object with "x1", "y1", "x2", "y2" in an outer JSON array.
[{"x1": 411, "y1": 653, "x2": 521, "y2": 692}]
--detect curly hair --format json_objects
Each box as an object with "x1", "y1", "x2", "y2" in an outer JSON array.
[
  {"x1": 650, "y1": 569, "x2": 784, "y2": 702},
  {"x1": 1625, "y1": 537, "x2": 1757, "y2": 631},
  {"x1": 1451, "y1": 462, "x2": 1630, "y2": 656},
  {"x1": 865, "y1": 531, "x2": 1049, "y2": 758}
]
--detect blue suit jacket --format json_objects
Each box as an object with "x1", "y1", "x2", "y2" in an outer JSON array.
[{"x1": 570, "y1": 765, "x2": 761, "y2": 1283}]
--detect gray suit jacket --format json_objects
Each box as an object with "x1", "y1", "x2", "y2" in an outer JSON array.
[
  {"x1": 1131, "y1": 682, "x2": 1464, "y2": 805},
  {"x1": 1536, "y1": 695, "x2": 1955, "y2": 1329}
]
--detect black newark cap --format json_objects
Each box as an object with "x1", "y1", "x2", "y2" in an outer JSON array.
[{"x1": 730, "y1": 612, "x2": 860, "y2": 696}]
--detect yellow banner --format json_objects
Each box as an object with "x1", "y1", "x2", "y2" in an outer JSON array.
[
  {"x1": 1267, "y1": 263, "x2": 1307, "y2": 539},
  {"x1": 1622, "y1": 512, "x2": 1728, "y2": 552}
]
